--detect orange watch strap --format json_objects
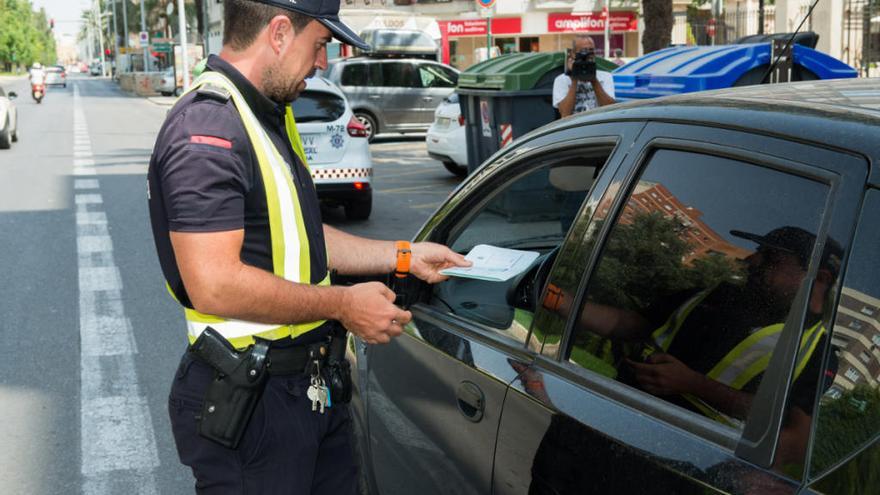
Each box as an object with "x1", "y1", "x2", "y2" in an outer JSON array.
[{"x1": 395, "y1": 241, "x2": 412, "y2": 278}]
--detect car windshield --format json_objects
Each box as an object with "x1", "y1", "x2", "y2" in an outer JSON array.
[{"x1": 292, "y1": 90, "x2": 346, "y2": 123}]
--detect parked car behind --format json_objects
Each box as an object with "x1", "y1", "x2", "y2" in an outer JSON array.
[
  {"x1": 323, "y1": 57, "x2": 459, "y2": 141},
  {"x1": 296, "y1": 76, "x2": 373, "y2": 220},
  {"x1": 346, "y1": 77, "x2": 880, "y2": 495},
  {"x1": 426, "y1": 91, "x2": 467, "y2": 177},
  {"x1": 0, "y1": 85, "x2": 18, "y2": 149},
  {"x1": 152, "y1": 68, "x2": 179, "y2": 96},
  {"x1": 45, "y1": 65, "x2": 67, "y2": 88}
]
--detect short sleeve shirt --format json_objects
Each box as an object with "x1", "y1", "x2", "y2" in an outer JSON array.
[
  {"x1": 552, "y1": 70, "x2": 616, "y2": 113},
  {"x1": 148, "y1": 55, "x2": 329, "y2": 335}
]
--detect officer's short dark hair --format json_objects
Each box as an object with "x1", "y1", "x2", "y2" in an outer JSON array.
[{"x1": 223, "y1": 0, "x2": 313, "y2": 51}]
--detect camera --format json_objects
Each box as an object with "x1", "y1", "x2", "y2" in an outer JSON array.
[{"x1": 570, "y1": 48, "x2": 597, "y2": 81}]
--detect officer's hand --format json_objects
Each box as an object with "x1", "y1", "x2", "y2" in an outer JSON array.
[
  {"x1": 410, "y1": 242, "x2": 472, "y2": 284},
  {"x1": 340, "y1": 282, "x2": 412, "y2": 345},
  {"x1": 626, "y1": 353, "x2": 702, "y2": 396}
]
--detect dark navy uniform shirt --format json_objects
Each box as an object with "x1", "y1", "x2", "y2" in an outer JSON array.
[{"x1": 148, "y1": 55, "x2": 331, "y2": 341}]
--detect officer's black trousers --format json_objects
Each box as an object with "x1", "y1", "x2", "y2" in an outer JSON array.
[{"x1": 168, "y1": 352, "x2": 359, "y2": 494}]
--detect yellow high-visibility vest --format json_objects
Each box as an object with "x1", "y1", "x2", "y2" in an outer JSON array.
[
  {"x1": 170, "y1": 71, "x2": 330, "y2": 349},
  {"x1": 651, "y1": 289, "x2": 825, "y2": 427}
]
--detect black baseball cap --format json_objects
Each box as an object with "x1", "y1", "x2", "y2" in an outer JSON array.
[
  {"x1": 730, "y1": 226, "x2": 842, "y2": 274},
  {"x1": 249, "y1": 0, "x2": 370, "y2": 51}
]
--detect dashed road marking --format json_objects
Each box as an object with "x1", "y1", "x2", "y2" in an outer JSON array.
[{"x1": 73, "y1": 84, "x2": 160, "y2": 494}]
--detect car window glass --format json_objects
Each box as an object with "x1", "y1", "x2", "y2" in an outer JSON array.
[
  {"x1": 341, "y1": 63, "x2": 366, "y2": 86},
  {"x1": 432, "y1": 152, "x2": 610, "y2": 345},
  {"x1": 419, "y1": 64, "x2": 456, "y2": 88},
  {"x1": 381, "y1": 62, "x2": 416, "y2": 87},
  {"x1": 811, "y1": 190, "x2": 880, "y2": 478},
  {"x1": 568, "y1": 149, "x2": 830, "y2": 435},
  {"x1": 291, "y1": 91, "x2": 346, "y2": 123}
]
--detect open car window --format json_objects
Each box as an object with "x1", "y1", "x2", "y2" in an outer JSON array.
[{"x1": 430, "y1": 150, "x2": 612, "y2": 345}]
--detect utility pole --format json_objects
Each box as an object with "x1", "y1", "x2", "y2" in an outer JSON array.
[
  {"x1": 140, "y1": 0, "x2": 149, "y2": 71},
  {"x1": 94, "y1": 0, "x2": 107, "y2": 77},
  {"x1": 121, "y1": 0, "x2": 129, "y2": 53},
  {"x1": 604, "y1": 0, "x2": 610, "y2": 58},
  {"x1": 177, "y1": 0, "x2": 190, "y2": 89},
  {"x1": 111, "y1": 0, "x2": 119, "y2": 76}
]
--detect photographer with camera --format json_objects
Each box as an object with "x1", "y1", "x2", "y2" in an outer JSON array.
[{"x1": 553, "y1": 35, "x2": 616, "y2": 118}]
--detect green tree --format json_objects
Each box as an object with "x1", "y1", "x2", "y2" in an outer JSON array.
[{"x1": 0, "y1": 0, "x2": 56, "y2": 70}]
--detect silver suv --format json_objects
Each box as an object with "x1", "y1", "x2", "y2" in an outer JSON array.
[{"x1": 323, "y1": 57, "x2": 459, "y2": 141}]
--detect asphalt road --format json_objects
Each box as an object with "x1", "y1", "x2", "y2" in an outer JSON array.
[{"x1": 0, "y1": 74, "x2": 461, "y2": 494}]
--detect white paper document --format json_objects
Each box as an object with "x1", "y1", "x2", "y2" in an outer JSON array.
[{"x1": 440, "y1": 244, "x2": 540, "y2": 282}]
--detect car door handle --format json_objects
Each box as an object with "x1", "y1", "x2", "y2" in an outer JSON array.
[
  {"x1": 368, "y1": 94, "x2": 381, "y2": 99},
  {"x1": 456, "y1": 381, "x2": 485, "y2": 423},
  {"x1": 422, "y1": 97, "x2": 433, "y2": 102}
]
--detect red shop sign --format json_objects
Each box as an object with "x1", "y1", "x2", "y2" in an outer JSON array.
[
  {"x1": 442, "y1": 17, "x2": 522, "y2": 37},
  {"x1": 547, "y1": 12, "x2": 638, "y2": 33}
]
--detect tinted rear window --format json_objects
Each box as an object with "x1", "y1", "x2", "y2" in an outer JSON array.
[{"x1": 292, "y1": 91, "x2": 346, "y2": 123}]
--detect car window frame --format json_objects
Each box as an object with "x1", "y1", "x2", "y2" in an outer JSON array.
[
  {"x1": 411, "y1": 123, "x2": 644, "y2": 352},
  {"x1": 538, "y1": 123, "x2": 866, "y2": 466}
]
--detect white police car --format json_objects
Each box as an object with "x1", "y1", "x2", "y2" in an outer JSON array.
[{"x1": 295, "y1": 77, "x2": 373, "y2": 220}]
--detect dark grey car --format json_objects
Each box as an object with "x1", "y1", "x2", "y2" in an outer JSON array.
[
  {"x1": 345, "y1": 78, "x2": 880, "y2": 494},
  {"x1": 323, "y1": 57, "x2": 459, "y2": 141}
]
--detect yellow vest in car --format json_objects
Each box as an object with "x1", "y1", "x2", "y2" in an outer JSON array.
[
  {"x1": 170, "y1": 71, "x2": 330, "y2": 350},
  {"x1": 651, "y1": 289, "x2": 825, "y2": 427}
]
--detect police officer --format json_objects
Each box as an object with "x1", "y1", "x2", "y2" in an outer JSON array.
[{"x1": 147, "y1": 0, "x2": 470, "y2": 493}]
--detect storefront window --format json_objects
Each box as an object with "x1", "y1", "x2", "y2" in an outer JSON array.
[
  {"x1": 519, "y1": 37, "x2": 539, "y2": 52},
  {"x1": 495, "y1": 37, "x2": 517, "y2": 54}
]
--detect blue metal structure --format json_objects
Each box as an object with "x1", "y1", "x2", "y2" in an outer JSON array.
[{"x1": 613, "y1": 43, "x2": 858, "y2": 101}]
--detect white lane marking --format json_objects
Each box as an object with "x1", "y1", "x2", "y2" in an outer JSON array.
[
  {"x1": 74, "y1": 84, "x2": 160, "y2": 494},
  {"x1": 75, "y1": 179, "x2": 100, "y2": 190},
  {"x1": 75, "y1": 194, "x2": 103, "y2": 205}
]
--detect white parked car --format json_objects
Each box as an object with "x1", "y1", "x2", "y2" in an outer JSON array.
[
  {"x1": 295, "y1": 76, "x2": 373, "y2": 220},
  {"x1": 152, "y1": 68, "x2": 180, "y2": 96},
  {"x1": 426, "y1": 91, "x2": 468, "y2": 177},
  {"x1": 0, "y1": 85, "x2": 19, "y2": 149}
]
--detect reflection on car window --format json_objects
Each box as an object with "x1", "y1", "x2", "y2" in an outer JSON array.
[
  {"x1": 291, "y1": 91, "x2": 346, "y2": 123},
  {"x1": 341, "y1": 63, "x2": 366, "y2": 86},
  {"x1": 433, "y1": 153, "x2": 609, "y2": 345},
  {"x1": 381, "y1": 62, "x2": 416, "y2": 87},
  {"x1": 568, "y1": 150, "x2": 833, "y2": 444},
  {"x1": 419, "y1": 65, "x2": 456, "y2": 88},
  {"x1": 811, "y1": 190, "x2": 880, "y2": 480}
]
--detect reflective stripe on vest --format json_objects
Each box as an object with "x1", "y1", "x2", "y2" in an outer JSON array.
[
  {"x1": 651, "y1": 289, "x2": 826, "y2": 426},
  {"x1": 171, "y1": 72, "x2": 330, "y2": 349}
]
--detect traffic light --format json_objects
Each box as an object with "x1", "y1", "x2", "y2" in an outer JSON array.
[{"x1": 50, "y1": 18, "x2": 54, "y2": 29}]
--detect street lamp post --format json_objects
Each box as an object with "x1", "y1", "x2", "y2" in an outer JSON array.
[
  {"x1": 111, "y1": 0, "x2": 119, "y2": 77},
  {"x1": 94, "y1": 0, "x2": 107, "y2": 77},
  {"x1": 177, "y1": 0, "x2": 190, "y2": 89}
]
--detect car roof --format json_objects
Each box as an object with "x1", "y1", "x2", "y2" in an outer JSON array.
[
  {"x1": 548, "y1": 77, "x2": 880, "y2": 183},
  {"x1": 332, "y1": 56, "x2": 449, "y2": 65},
  {"x1": 303, "y1": 76, "x2": 344, "y2": 98}
]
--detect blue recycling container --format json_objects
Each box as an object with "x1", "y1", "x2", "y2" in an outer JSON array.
[{"x1": 613, "y1": 43, "x2": 858, "y2": 101}]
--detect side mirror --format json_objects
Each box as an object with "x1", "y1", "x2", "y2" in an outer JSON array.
[{"x1": 7, "y1": 92, "x2": 16, "y2": 100}]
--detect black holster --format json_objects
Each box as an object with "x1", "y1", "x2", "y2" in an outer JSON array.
[
  {"x1": 189, "y1": 327, "x2": 269, "y2": 449},
  {"x1": 326, "y1": 327, "x2": 352, "y2": 404}
]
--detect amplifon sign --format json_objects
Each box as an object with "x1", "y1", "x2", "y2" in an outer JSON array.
[
  {"x1": 548, "y1": 12, "x2": 638, "y2": 33},
  {"x1": 442, "y1": 18, "x2": 522, "y2": 37}
]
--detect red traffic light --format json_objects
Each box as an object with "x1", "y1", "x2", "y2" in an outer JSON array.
[{"x1": 105, "y1": 48, "x2": 111, "y2": 56}]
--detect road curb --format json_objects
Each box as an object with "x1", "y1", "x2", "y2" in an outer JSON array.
[{"x1": 146, "y1": 96, "x2": 177, "y2": 107}]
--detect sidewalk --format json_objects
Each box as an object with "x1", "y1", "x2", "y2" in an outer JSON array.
[
  {"x1": 146, "y1": 96, "x2": 177, "y2": 106},
  {"x1": 0, "y1": 74, "x2": 26, "y2": 84}
]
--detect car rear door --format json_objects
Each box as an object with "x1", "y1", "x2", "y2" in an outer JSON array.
[
  {"x1": 361, "y1": 122, "x2": 642, "y2": 495},
  {"x1": 493, "y1": 122, "x2": 867, "y2": 494},
  {"x1": 415, "y1": 63, "x2": 459, "y2": 127},
  {"x1": 378, "y1": 61, "x2": 422, "y2": 128}
]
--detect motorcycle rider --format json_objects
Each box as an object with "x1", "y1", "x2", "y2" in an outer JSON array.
[{"x1": 28, "y1": 63, "x2": 46, "y2": 85}]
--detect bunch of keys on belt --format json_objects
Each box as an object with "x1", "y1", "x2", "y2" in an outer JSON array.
[{"x1": 306, "y1": 358, "x2": 332, "y2": 414}]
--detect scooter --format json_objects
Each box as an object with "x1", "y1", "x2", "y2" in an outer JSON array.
[{"x1": 31, "y1": 82, "x2": 45, "y2": 104}]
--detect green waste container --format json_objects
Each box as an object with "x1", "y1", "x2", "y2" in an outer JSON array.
[
  {"x1": 458, "y1": 52, "x2": 615, "y2": 221},
  {"x1": 458, "y1": 51, "x2": 616, "y2": 173}
]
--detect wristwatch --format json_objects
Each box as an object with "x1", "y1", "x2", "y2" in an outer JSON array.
[{"x1": 395, "y1": 241, "x2": 412, "y2": 279}]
